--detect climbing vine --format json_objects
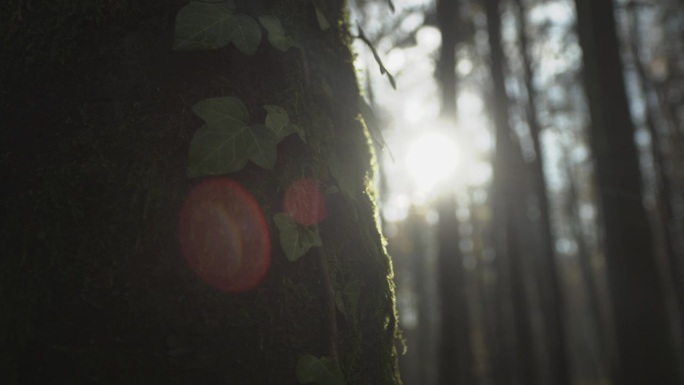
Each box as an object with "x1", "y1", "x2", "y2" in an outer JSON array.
[
  {"x1": 173, "y1": 1, "x2": 344, "y2": 384},
  {"x1": 172, "y1": 1, "x2": 396, "y2": 384}
]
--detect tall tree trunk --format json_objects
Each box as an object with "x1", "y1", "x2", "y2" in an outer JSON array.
[
  {"x1": 512, "y1": 1, "x2": 570, "y2": 384},
  {"x1": 573, "y1": 0, "x2": 682, "y2": 384},
  {"x1": 626, "y1": 3, "x2": 684, "y2": 343},
  {"x1": 563, "y1": 152, "x2": 613, "y2": 382},
  {"x1": 485, "y1": 0, "x2": 537, "y2": 384},
  {"x1": 437, "y1": 0, "x2": 460, "y2": 120},
  {"x1": 0, "y1": 1, "x2": 402, "y2": 384},
  {"x1": 435, "y1": 1, "x2": 474, "y2": 385},
  {"x1": 436, "y1": 196, "x2": 473, "y2": 385}
]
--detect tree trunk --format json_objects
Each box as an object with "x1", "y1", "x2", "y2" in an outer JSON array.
[
  {"x1": 435, "y1": 1, "x2": 474, "y2": 384},
  {"x1": 485, "y1": 0, "x2": 537, "y2": 384},
  {"x1": 436, "y1": 195, "x2": 474, "y2": 385},
  {"x1": 0, "y1": 1, "x2": 402, "y2": 384},
  {"x1": 573, "y1": 0, "x2": 682, "y2": 383},
  {"x1": 562, "y1": 152, "x2": 613, "y2": 382},
  {"x1": 626, "y1": 3, "x2": 684, "y2": 344},
  {"x1": 512, "y1": 1, "x2": 570, "y2": 384}
]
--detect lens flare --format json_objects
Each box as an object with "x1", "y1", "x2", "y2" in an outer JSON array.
[
  {"x1": 284, "y1": 178, "x2": 326, "y2": 226},
  {"x1": 178, "y1": 178, "x2": 270, "y2": 293}
]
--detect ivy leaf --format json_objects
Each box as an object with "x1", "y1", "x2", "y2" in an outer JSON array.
[
  {"x1": 187, "y1": 124, "x2": 277, "y2": 177},
  {"x1": 258, "y1": 15, "x2": 296, "y2": 52},
  {"x1": 173, "y1": 1, "x2": 236, "y2": 50},
  {"x1": 343, "y1": 281, "x2": 361, "y2": 322},
  {"x1": 296, "y1": 354, "x2": 346, "y2": 385},
  {"x1": 357, "y1": 97, "x2": 386, "y2": 150},
  {"x1": 187, "y1": 97, "x2": 278, "y2": 177},
  {"x1": 335, "y1": 281, "x2": 361, "y2": 321},
  {"x1": 193, "y1": 95, "x2": 249, "y2": 124},
  {"x1": 227, "y1": 14, "x2": 262, "y2": 55},
  {"x1": 264, "y1": 105, "x2": 306, "y2": 142},
  {"x1": 274, "y1": 213, "x2": 322, "y2": 262},
  {"x1": 335, "y1": 281, "x2": 361, "y2": 323},
  {"x1": 358, "y1": 97, "x2": 392, "y2": 159},
  {"x1": 312, "y1": 1, "x2": 331, "y2": 31},
  {"x1": 328, "y1": 153, "x2": 362, "y2": 198},
  {"x1": 335, "y1": 291, "x2": 346, "y2": 316},
  {"x1": 173, "y1": 1, "x2": 261, "y2": 55},
  {"x1": 264, "y1": 105, "x2": 289, "y2": 134}
]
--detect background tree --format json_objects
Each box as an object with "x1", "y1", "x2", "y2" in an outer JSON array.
[
  {"x1": 573, "y1": 0, "x2": 681, "y2": 383},
  {"x1": 486, "y1": 0, "x2": 538, "y2": 384},
  {"x1": 435, "y1": 1, "x2": 474, "y2": 385},
  {"x1": 511, "y1": 1, "x2": 570, "y2": 384}
]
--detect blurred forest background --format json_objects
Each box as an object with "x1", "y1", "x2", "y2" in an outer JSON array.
[{"x1": 350, "y1": 0, "x2": 684, "y2": 384}]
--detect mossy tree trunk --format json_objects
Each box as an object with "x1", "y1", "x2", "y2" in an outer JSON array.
[{"x1": 0, "y1": 1, "x2": 402, "y2": 384}]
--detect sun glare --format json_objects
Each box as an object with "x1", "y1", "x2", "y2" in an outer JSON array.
[{"x1": 405, "y1": 131, "x2": 460, "y2": 192}]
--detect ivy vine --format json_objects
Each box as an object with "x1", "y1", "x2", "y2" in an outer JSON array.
[{"x1": 170, "y1": 1, "x2": 395, "y2": 383}]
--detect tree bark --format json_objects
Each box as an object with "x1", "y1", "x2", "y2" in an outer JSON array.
[{"x1": 0, "y1": 1, "x2": 402, "y2": 384}]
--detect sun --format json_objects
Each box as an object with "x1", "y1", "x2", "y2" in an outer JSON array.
[{"x1": 405, "y1": 130, "x2": 460, "y2": 193}]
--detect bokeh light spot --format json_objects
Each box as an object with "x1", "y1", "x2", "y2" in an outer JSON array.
[
  {"x1": 178, "y1": 178, "x2": 270, "y2": 293},
  {"x1": 284, "y1": 178, "x2": 326, "y2": 226}
]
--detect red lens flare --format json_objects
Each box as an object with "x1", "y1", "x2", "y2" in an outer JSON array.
[
  {"x1": 284, "y1": 178, "x2": 326, "y2": 226},
  {"x1": 178, "y1": 178, "x2": 270, "y2": 293}
]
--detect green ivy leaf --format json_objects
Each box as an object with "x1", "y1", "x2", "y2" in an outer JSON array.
[
  {"x1": 228, "y1": 14, "x2": 262, "y2": 55},
  {"x1": 343, "y1": 281, "x2": 361, "y2": 322},
  {"x1": 173, "y1": 1, "x2": 261, "y2": 55},
  {"x1": 173, "y1": 1, "x2": 236, "y2": 50},
  {"x1": 357, "y1": 97, "x2": 386, "y2": 149},
  {"x1": 264, "y1": 105, "x2": 288, "y2": 134},
  {"x1": 312, "y1": 0, "x2": 330, "y2": 31},
  {"x1": 264, "y1": 105, "x2": 306, "y2": 142},
  {"x1": 328, "y1": 153, "x2": 362, "y2": 198},
  {"x1": 258, "y1": 15, "x2": 296, "y2": 52},
  {"x1": 296, "y1": 354, "x2": 346, "y2": 385},
  {"x1": 335, "y1": 291, "x2": 346, "y2": 316},
  {"x1": 274, "y1": 213, "x2": 322, "y2": 262},
  {"x1": 315, "y1": 9, "x2": 331, "y2": 31},
  {"x1": 193, "y1": 95, "x2": 249, "y2": 124},
  {"x1": 187, "y1": 97, "x2": 278, "y2": 177},
  {"x1": 335, "y1": 281, "x2": 361, "y2": 323}
]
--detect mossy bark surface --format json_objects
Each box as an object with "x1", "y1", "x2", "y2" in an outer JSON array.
[{"x1": 0, "y1": 1, "x2": 402, "y2": 384}]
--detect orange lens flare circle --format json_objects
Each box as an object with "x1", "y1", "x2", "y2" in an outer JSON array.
[
  {"x1": 178, "y1": 178, "x2": 270, "y2": 293},
  {"x1": 284, "y1": 178, "x2": 326, "y2": 226}
]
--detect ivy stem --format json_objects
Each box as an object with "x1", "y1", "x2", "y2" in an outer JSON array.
[{"x1": 317, "y1": 251, "x2": 338, "y2": 363}]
